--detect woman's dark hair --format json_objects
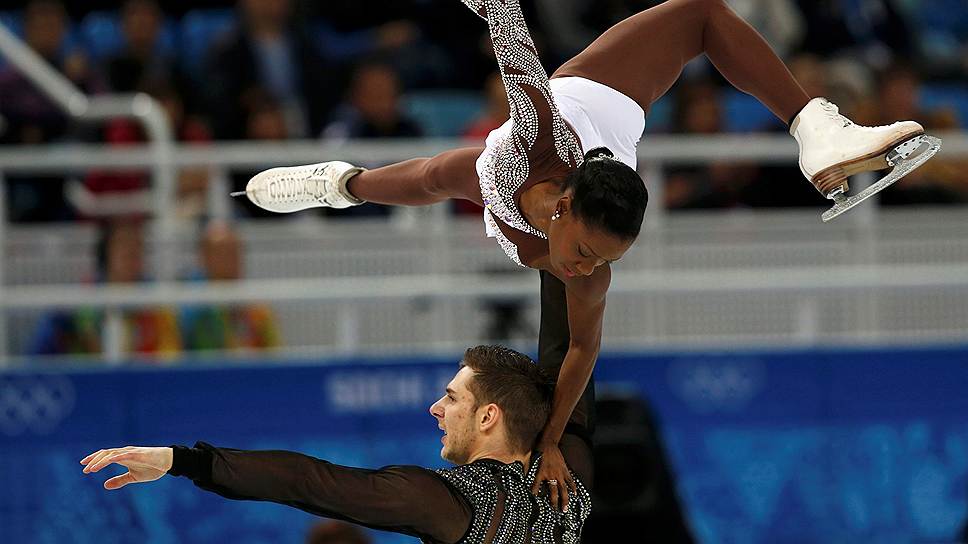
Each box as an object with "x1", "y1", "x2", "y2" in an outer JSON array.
[{"x1": 563, "y1": 147, "x2": 648, "y2": 241}]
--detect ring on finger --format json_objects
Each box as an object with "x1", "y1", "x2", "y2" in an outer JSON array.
[{"x1": 547, "y1": 479, "x2": 559, "y2": 486}]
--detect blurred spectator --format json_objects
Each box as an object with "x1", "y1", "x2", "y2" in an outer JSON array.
[
  {"x1": 103, "y1": 0, "x2": 188, "y2": 98},
  {"x1": 179, "y1": 221, "x2": 280, "y2": 352},
  {"x1": 462, "y1": 72, "x2": 509, "y2": 140},
  {"x1": 454, "y1": 71, "x2": 509, "y2": 216},
  {"x1": 664, "y1": 81, "x2": 758, "y2": 209},
  {"x1": 321, "y1": 62, "x2": 421, "y2": 217},
  {"x1": 796, "y1": 0, "x2": 916, "y2": 67},
  {"x1": 204, "y1": 0, "x2": 347, "y2": 139},
  {"x1": 737, "y1": 53, "x2": 838, "y2": 209},
  {"x1": 727, "y1": 0, "x2": 805, "y2": 57},
  {"x1": 313, "y1": 2, "x2": 462, "y2": 88},
  {"x1": 231, "y1": 92, "x2": 291, "y2": 217},
  {"x1": 305, "y1": 520, "x2": 371, "y2": 544},
  {"x1": 28, "y1": 220, "x2": 182, "y2": 357},
  {"x1": 81, "y1": 80, "x2": 212, "y2": 219},
  {"x1": 0, "y1": 0, "x2": 97, "y2": 222},
  {"x1": 875, "y1": 65, "x2": 968, "y2": 205},
  {"x1": 534, "y1": 0, "x2": 657, "y2": 63},
  {"x1": 323, "y1": 62, "x2": 422, "y2": 140}
]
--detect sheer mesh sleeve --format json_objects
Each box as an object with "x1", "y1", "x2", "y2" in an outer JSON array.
[
  {"x1": 460, "y1": 0, "x2": 582, "y2": 169},
  {"x1": 170, "y1": 442, "x2": 471, "y2": 543}
]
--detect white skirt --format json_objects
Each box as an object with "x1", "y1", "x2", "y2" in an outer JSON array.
[
  {"x1": 547, "y1": 76, "x2": 645, "y2": 169},
  {"x1": 479, "y1": 76, "x2": 646, "y2": 242}
]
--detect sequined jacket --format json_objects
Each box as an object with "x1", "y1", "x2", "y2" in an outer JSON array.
[
  {"x1": 169, "y1": 442, "x2": 590, "y2": 544},
  {"x1": 463, "y1": 0, "x2": 584, "y2": 267}
]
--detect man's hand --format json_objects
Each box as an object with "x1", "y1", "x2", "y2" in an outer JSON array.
[
  {"x1": 80, "y1": 446, "x2": 173, "y2": 490},
  {"x1": 531, "y1": 442, "x2": 576, "y2": 512}
]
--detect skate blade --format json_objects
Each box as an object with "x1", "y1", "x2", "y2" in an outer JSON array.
[{"x1": 821, "y1": 135, "x2": 942, "y2": 222}]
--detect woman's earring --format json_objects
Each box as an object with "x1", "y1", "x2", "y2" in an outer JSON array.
[{"x1": 551, "y1": 210, "x2": 561, "y2": 221}]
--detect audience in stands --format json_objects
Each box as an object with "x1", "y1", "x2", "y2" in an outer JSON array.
[
  {"x1": 323, "y1": 61, "x2": 422, "y2": 140},
  {"x1": 83, "y1": 80, "x2": 212, "y2": 219},
  {"x1": 663, "y1": 81, "x2": 759, "y2": 210},
  {"x1": 28, "y1": 220, "x2": 182, "y2": 357},
  {"x1": 0, "y1": 0, "x2": 96, "y2": 222},
  {"x1": 0, "y1": 0, "x2": 964, "y2": 225},
  {"x1": 102, "y1": 0, "x2": 187, "y2": 97},
  {"x1": 203, "y1": 0, "x2": 346, "y2": 139},
  {"x1": 179, "y1": 220, "x2": 280, "y2": 352},
  {"x1": 462, "y1": 71, "x2": 509, "y2": 140}
]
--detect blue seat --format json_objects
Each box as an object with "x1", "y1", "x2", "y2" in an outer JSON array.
[
  {"x1": 0, "y1": 11, "x2": 23, "y2": 37},
  {"x1": 0, "y1": 12, "x2": 22, "y2": 69},
  {"x1": 643, "y1": 94, "x2": 673, "y2": 134},
  {"x1": 79, "y1": 11, "x2": 178, "y2": 60},
  {"x1": 722, "y1": 89, "x2": 782, "y2": 132},
  {"x1": 920, "y1": 84, "x2": 968, "y2": 128},
  {"x1": 401, "y1": 90, "x2": 485, "y2": 138},
  {"x1": 179, "y1": 9, "x2": 236, "y2": 79}
]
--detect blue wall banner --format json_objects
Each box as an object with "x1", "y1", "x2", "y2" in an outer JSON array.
[{"x1": 2, "y1": 345, "x2": 967, "y2": 543}]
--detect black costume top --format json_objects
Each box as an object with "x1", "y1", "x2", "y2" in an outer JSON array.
[{"x1": 169, "y1": 442, "x2": 591, "y2": 544}]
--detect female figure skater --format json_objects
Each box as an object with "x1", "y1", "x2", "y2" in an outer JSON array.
[{"x1": 239, "y1": 0, "x2": 935, "y2": 510}]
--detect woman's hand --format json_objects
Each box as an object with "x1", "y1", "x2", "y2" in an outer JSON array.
[{"x1": 532, "y1": 441, "x2": 576, "y2": 512}]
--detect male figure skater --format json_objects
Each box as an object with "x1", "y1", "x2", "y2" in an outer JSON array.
[{"x1": 81, "y1": 345, "x2": 590, "y2": 543}]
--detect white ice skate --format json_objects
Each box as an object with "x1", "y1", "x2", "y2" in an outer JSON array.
[
  {"x1": 230, "y1": 161, "x2": 366, "y2": 213},
  {"x1": 791, "y1": 97, "x2": 942, "y2": 222}
]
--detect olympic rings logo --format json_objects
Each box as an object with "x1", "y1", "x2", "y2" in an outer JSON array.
[
  {"x1": 667, "y1": 357, "x2": 765, "y2": 413},
  {"x1": 0, "y1": 375, "x2": 75, "y2": 436}
]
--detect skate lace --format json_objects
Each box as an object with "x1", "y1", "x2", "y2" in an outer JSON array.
[
  {"x1": 266, "y1": 173, "x2": 323, "y2": 203},
  {"x1": 820, "y1": 100, "x2": 853, "y2": 129}
]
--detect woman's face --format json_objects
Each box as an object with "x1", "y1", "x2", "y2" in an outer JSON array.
[{"x1": 546, "y1": 198, "x2": 633, "y2": 278}]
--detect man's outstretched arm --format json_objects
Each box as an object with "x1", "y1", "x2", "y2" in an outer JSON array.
[{"x1": 81, "y1": 443, "x2": 471, "y2": 543}]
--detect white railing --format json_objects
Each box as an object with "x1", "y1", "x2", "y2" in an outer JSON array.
[
  {"x1": 3, "y1": 19, "x2": 968, "y2": 362},
  {"x1": 2, "y1": 135, "x2": 967, "y2": 362}
]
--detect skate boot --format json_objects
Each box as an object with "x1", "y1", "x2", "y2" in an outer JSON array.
[
  {"x1": 231, "y1": 161, "x2": 366, "y2": 213},
  {"x1": 791, "y1": 97, "x2": 942, "y2": 221}
]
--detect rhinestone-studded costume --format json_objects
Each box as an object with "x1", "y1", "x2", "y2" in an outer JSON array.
[
  {"x1": 170, "y1": 442, "x2": 591, "y2": 544},
  {"x1": 436, "y1": 455, "x2": 590, "y2": 543},
  {"x1": 462, "y1": 0, "x2": 584, "y2": 267}
]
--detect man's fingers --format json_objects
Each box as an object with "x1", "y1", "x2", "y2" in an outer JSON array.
[
  {"x1": 80, "y1": 449, "x2": 104, "y2": 465},
  {"x1": 97, "y1": 452, "x2": 136, "y2": 472},
  {"x1": 104, "y1": 472, "x2": 136, "y2": 490},
  {"x1": 82, "y1": 450, "x2": 116, "y2": 473},
  {"x1": 88, "y1": 451, "x2": 136, "y2": 474},
  {"x1": 560, "y1": 486, "x2": 570, "y2": 512}
]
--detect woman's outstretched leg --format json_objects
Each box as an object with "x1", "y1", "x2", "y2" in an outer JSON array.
[
  {"x1": 241, "y1": 146, "x2": 485, "y2": 213},
  {"x1": 346, "y1": 147, "x2": 484, "y2": 205},
  {"x1": 553, "y1": 0, "x2": 810, "y2": 123},
  {"x1": 554, "y1": 0, "x2": 934, "y2": 207}
]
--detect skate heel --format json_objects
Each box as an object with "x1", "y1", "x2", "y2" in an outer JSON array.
[{"x1": 811, "y1": 166, "x2": 849, "y2": 198}]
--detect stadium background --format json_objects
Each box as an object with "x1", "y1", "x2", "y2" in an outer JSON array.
[{"x1": 0, "y1": 0, "x2": 966, "y2": 542}]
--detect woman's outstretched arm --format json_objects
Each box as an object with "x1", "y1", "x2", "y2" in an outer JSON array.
[
  {"x1": 458, "y1": 0, "x2": 582, "y2": 168},
  {"x1": 531, "y1": 266, "x2": 609, "y2": 511}
]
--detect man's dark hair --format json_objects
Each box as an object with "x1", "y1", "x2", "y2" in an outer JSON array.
[
  {"x1": 562, "y1": 147, "x2": 649, "y2": 241},
  {"x1": 460, "y1": 345, "x2": 554, "y2": 454}
]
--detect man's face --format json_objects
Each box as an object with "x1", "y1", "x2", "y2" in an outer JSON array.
[{"x1": 429, "y1": 367, "x2": 480, "y2": 464}]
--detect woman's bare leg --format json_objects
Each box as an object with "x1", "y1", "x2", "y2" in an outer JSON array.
[
  {"x1": 345, "y1": 146, "x2": 485, "y2": 206},
  {"x1": 553, "y1": 0, "x2": 810, "y2": 123}
]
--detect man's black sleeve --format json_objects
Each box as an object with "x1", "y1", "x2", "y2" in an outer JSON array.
[{"x1": 168, "y1": 442, "x2": 472, "y2": 544}]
